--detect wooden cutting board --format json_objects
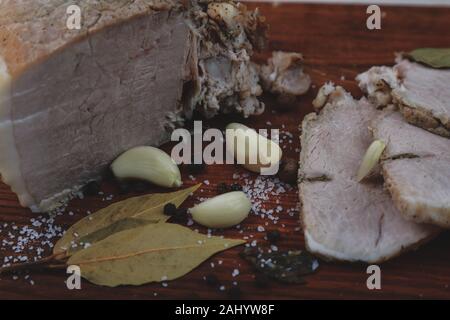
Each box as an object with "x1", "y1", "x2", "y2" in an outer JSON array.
[{"x1": 1, "y1": 2, "x2": 450, "y2": 300}]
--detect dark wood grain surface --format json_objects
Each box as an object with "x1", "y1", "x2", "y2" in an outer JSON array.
[{"x1": 1, "y1": 2, "x2": 450, "y2": 300}]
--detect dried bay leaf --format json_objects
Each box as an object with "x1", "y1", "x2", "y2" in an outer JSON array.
[
  {"x1": 68, "y1": 223, "x2": 245, "y2": 287},
  {"x1": 54, "y1": 184, "x2": 201, "y2": 255},
  {"x1": 406, "y1": 48, "x2": 450, "y2": 69},
  {"x1": 66, "y1": 218, "x2": 156, "y2": 255}
]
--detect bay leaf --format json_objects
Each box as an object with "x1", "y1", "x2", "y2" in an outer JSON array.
[
  {"x1": 66, "y1": 218, "x2": 156, "y2": 255},
  {"x1": 54, "y1": 184, "x2": 201, "y2": 255},
  {"x1": 406, "y1": 48, "x2": 450, "y2": 69},
  {"x1": 67, "y1": 223, "x2": 245, "y2": 287}
]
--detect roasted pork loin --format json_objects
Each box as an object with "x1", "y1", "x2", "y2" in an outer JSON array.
[
  {"x1": 0, "y1": 0, "x2": 266, "y2": 212},
  {"x1": 299, "y1": 85, "x2": 437, "y2": 263}
]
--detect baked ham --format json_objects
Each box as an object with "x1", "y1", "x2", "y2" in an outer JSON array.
[
  {"x1": 357, "y1": 59, "x2": 450, "y2": 138},
  {"x1": 299, "y1": 84, "x2": 437, "y2": 263},
  {"x1": 371, "y1": 110, "x2": 450, "y2": 228},
  {"x1": 0, "y1": 0, "x2": 266, "y2": 212}
]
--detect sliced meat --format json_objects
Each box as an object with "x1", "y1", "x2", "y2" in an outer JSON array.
[
  {"x1": 299, "y1": 84, "x2": 437, "y2": 263},
  {"x1": 357, "y1": 59, "x2": 450, "y2": 138},
  {"x1": 0, "y1": 0, "x2": 266, "y2": 212},
  {"x1": 371, "y1": 111, "x2": 450, "y2": 228}
]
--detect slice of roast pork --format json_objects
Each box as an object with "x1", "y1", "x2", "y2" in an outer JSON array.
[
  {"x1": 299, "y1": 84, "x2": 437, "y2": 263},
  {"x1": 371, "y1": 111, "x2": 450, "y2": 228},
  {"x1": 0, "y1": 0, "x2": 266, "y2": 212},
  {"x1": 357, "y1": 59, "x2": 450, "y2": 138}
]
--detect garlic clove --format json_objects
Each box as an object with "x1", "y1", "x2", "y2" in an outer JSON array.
[
  {"x1": 111, "y1": 146, "x2": 182, "y2": 188},
  {"x1": 190, "y1": 191, "x2": 251, "y2": 229},
  {"x1": 226, "y1": 123, "x2": 282, "y2": 175},
  {"x1": 357, "y1": 140, "x2": 386, "y2": 182}
]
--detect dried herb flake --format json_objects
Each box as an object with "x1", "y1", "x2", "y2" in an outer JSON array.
[{"x1": 241, "y1": 248, "x2": 319, "y2": 284}]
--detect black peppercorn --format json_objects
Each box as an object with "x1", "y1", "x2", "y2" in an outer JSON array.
[
  {"x1": 163, "y1": 203, "x2": 178, "y2": 216},
  {"x1": 176, "y1": 208, "x2": 188, "y2": 216},
  {"x1": 217, "y1": 182, "x2": 229, "y2": 194},
  {"x1": 278, "y1": 158, "x2": 299, "y2": 184},
  {"x1": 205, "y1": 274, "x2": 219, "y2": 287},
  {"x1": 230, "y1": 183, "x2": 242, "y2": 191},
  {"x1": 267, "y1": 230, "x2": 281, "y2": 243},
  {"x1": 171, "y1": 207, "x2": 188, "y2": 223},
  {"x1": 82, "y1": 181, "x2": 100, "y2": 196}
]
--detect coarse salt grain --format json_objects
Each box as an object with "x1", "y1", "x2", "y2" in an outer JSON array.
[{"x1": 1, "y1": 214, "x2": 65, "y2": 268}]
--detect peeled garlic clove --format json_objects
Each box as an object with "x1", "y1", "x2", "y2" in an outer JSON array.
[
  {"x1": 190, "y1": 191, "x2": 251, "y2": 229},
  {"x1": 111, "y1": 146, "x2": 182, "y2": 188},
  {"x1": 226, "y1": 123, "x2": 282, "y2": 175},
  {"x1": 357, "y1": 140, "x2": 386, "y2": 182}
]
